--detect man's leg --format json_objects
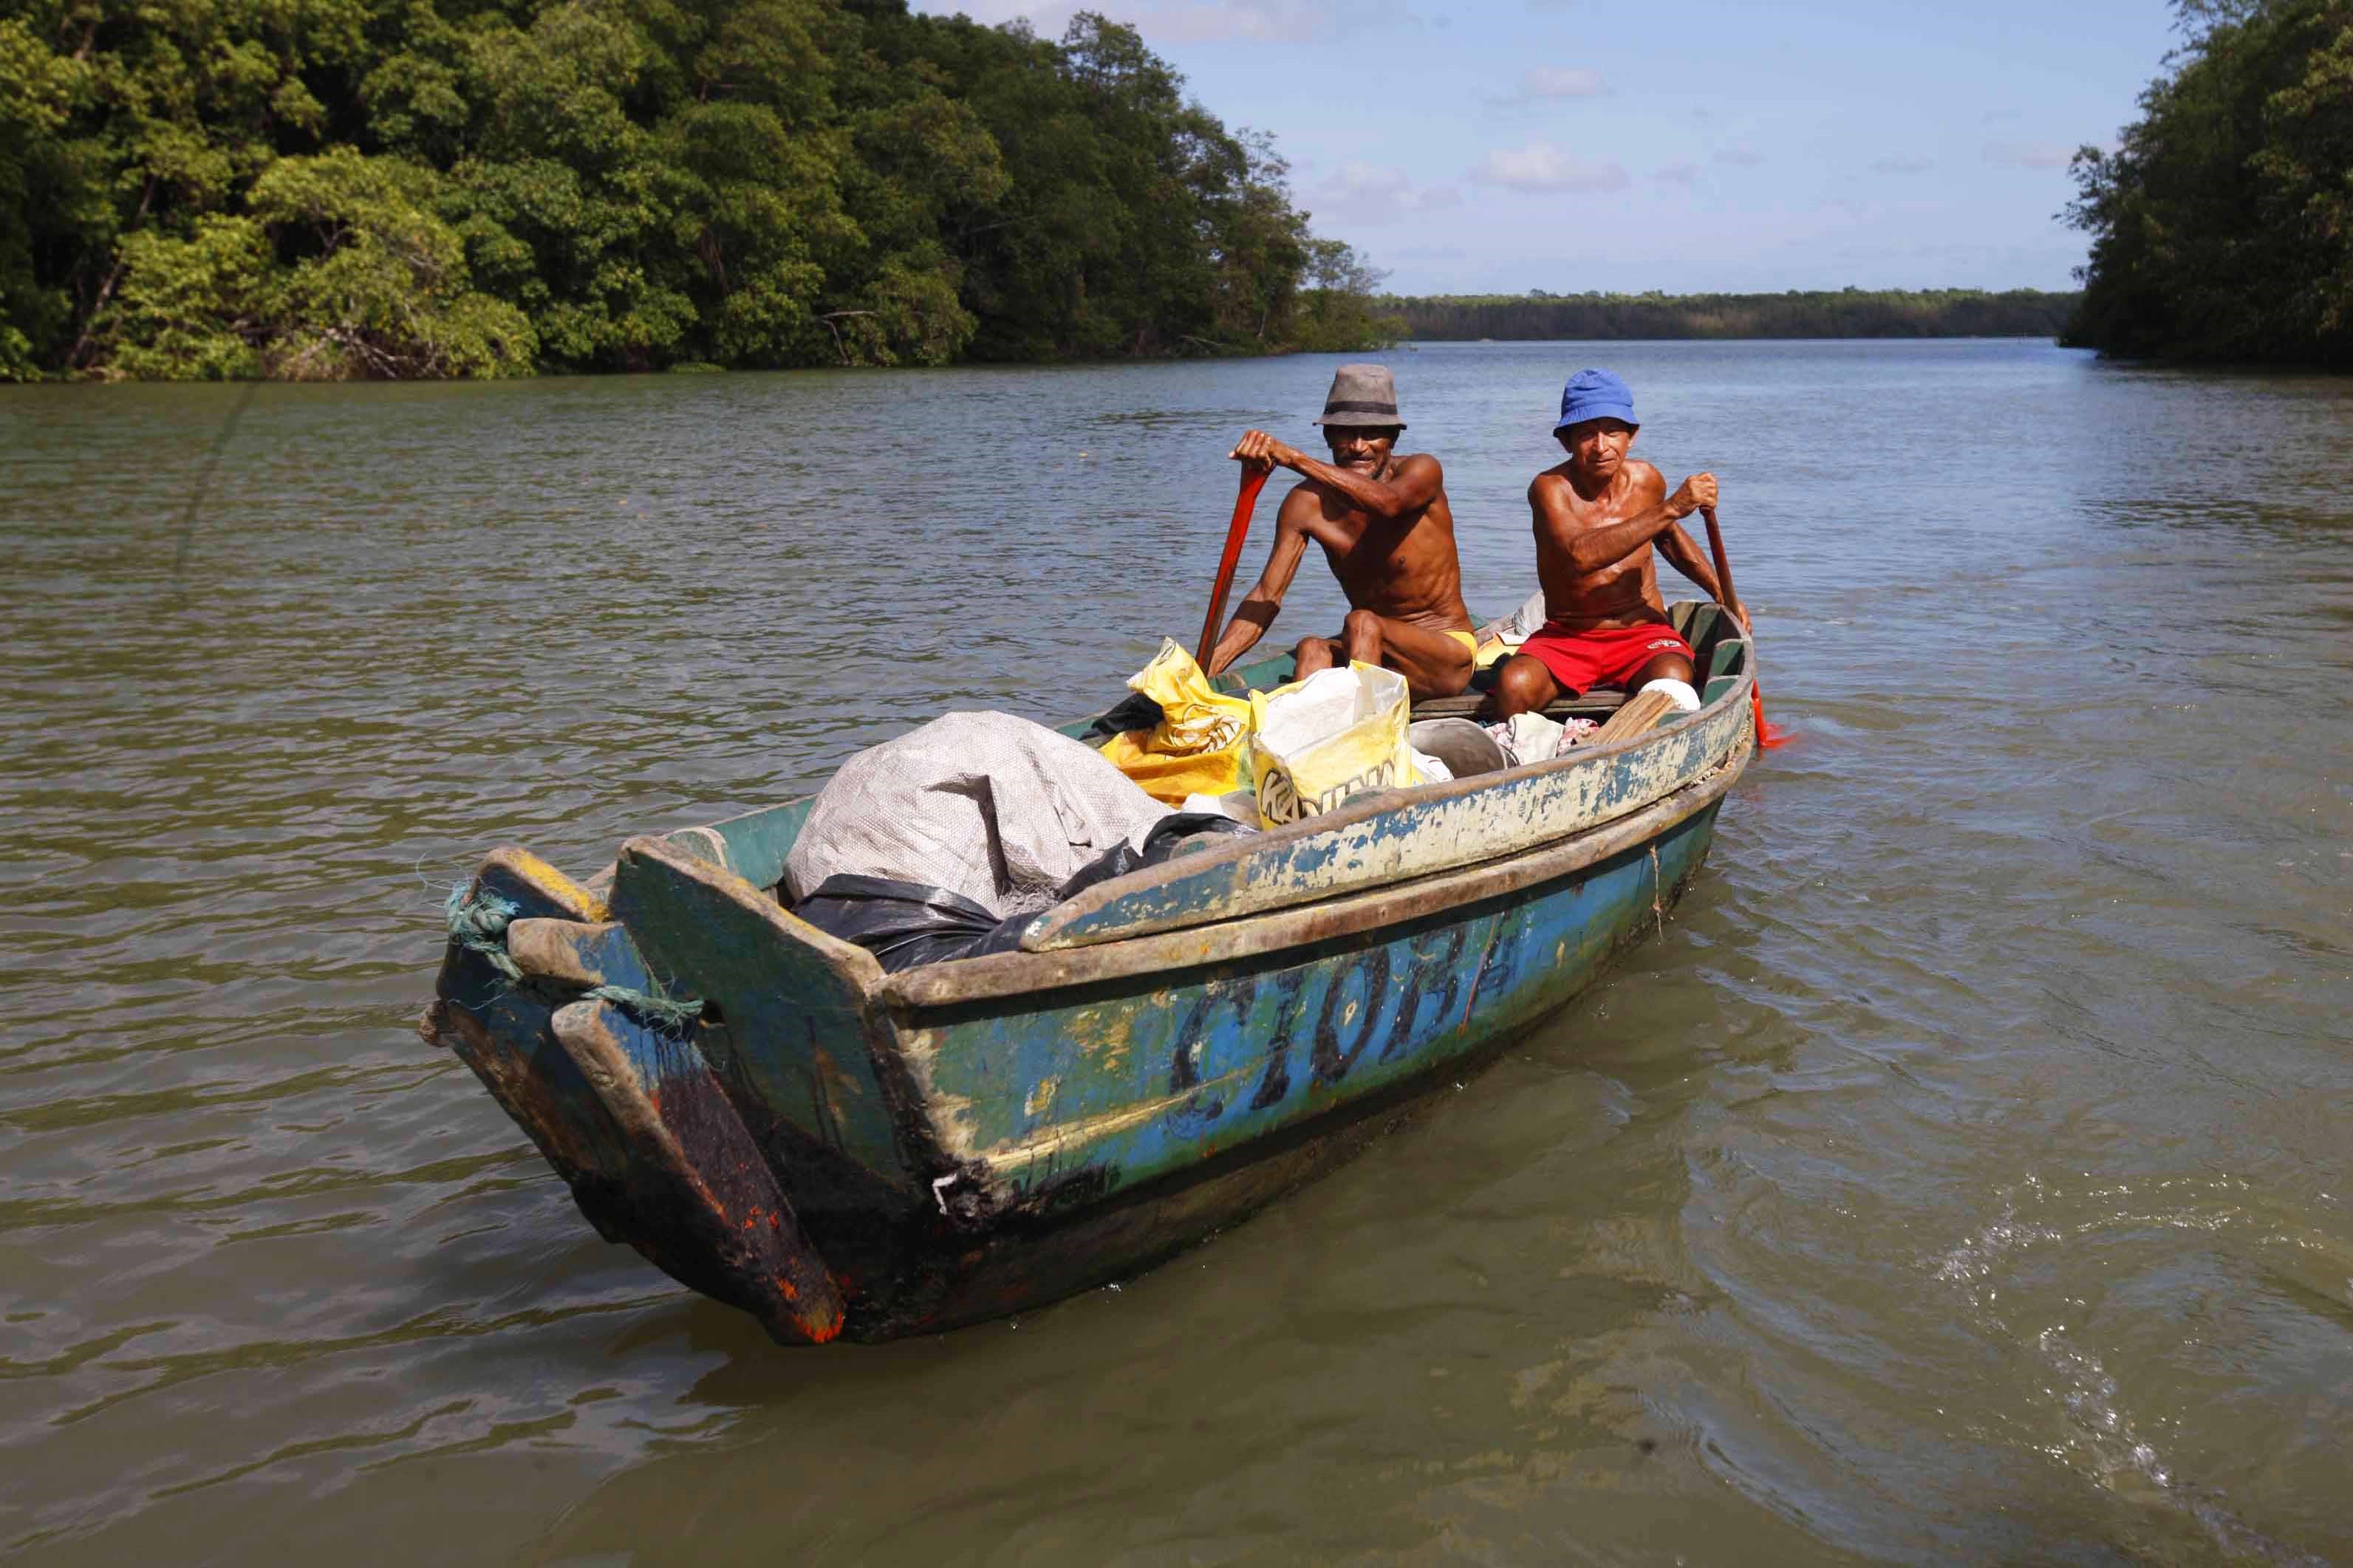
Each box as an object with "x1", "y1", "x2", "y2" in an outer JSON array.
[
  {"x1": 1625, "y1": 651, "x2": 1697, "y2": 691},
  {"x1": 1343, "y1": 609, "x2": 1475, "y2": 699},
  {"x1": 1293, "y1": 634, "x2": 1345, "y2": 678},
  {"x1": 1480, "y1": 653, "x2": 1560, "y2": 719}
]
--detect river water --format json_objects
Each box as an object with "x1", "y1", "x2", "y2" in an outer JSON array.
[{"x1": 3, "y1": 340, "x2": 2349, "y2": 1564}]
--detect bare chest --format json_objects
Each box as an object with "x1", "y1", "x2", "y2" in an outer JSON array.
[
  {"x1": 1540, "y1": 479, "x2": 1664, "y2": 598},
  {"x1": 1312, "y1": 511, "x2": 1426, "y2": 586},
  {"x1": 1555, "y1": 480, "x2": 1647, "y2": 536}
]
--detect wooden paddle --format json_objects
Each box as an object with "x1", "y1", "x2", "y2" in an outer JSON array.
[
  {"x1": 1196, "y1": 464, "x2": 1271, "y2": 674},
  {"x1": 1698, "y1": 504, "x2": 1789, "y2": 749}
]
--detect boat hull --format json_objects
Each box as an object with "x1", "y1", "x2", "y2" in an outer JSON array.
[
  {"x1": 420, "y1": 603, "x2": 1758, "y2": 1344},
  {"x1": 426, "y1": 758, "x2": 1738, "y2": 1344},
  {"x1": 853, "y1": 793, "x2": 1727, "y2": 1338}
]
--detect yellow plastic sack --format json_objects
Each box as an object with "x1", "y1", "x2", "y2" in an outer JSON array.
[
  {"x1": 1248, "y1": 661, "x2": 1419, "y2": 827},
  {"x1": 1097, "y1": 639, "x2": 1257, "y2": 806}
]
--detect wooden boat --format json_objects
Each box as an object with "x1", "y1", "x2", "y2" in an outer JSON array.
[{"x1": 419, "y1": 601, "x2": 1758, "y2": 1345}]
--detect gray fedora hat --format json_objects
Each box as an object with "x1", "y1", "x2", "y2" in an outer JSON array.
[{"x1": 1313, "y1": 363, "x2": 1405, "y2": 429}]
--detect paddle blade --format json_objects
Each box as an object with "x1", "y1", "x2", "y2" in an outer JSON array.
[
  {"x1": 1751, "y1": 687, "x2": 1792, "y2": 749},
  {"x1": 1196, "y1": 465, "x2": 1271, "y2": 671}
]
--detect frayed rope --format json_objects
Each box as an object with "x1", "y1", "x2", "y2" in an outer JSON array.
[
  {"x1": 445, "y1": 885, "x2": 522, "y2": 982},
  {"x1": 582, "y1": 982, "x2": 705, "y2": 1033},
  {"x1": 444, "y1": 885, "x2": 704, "y2": 1030}
]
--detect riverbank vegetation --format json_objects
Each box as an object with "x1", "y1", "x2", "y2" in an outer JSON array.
[
  {"x1": 2065, "y1": 0, "x2": 2353, "y2": 364},
  {"x1": 1382, "y1": 289, "x2": 2080, "y2": 343},
  {"x1": 0, "y1": 1, "x2": 1393, "y2": 380}
]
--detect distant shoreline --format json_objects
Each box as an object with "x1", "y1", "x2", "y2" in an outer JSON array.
[
  {"x1": 1388, "y1": 334, "x2": 2067, "y2": 346},
  {"x1": 1381, "y1": 288, "x2": 2080, "y2": 343},
  {"x1": 0, "y1": 334, "x2": 2089, "y2": 394}
]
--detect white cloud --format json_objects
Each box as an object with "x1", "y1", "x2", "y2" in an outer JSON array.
[
  {"x1": 1983, "y1": 140, "x2": 2079, "y2": 169},
  {"x1": 1306, "y1": 162, "x2": 1465, "y2": 225},
  {"x1": 1871, "y1": 156, "x2": 1933, "y2": 175},
  {"x1": 1653, "y1": 161, "x2": 1699, "y2": 186},
  {"x1": 1715, "y1": 146, "x2": 1765, "y2": 167},
  {"x1": 1483, "y1": 65, "x2": 1605, "y2": 109},
  {"x1": 1471, "y1": 141, "x2": 1630, "y2": 193},
  {"x1": 911, "y1": 0, "x2": 1415, "y2": 43},
  {"x1": 1512, "y1": 66, "x2": 1604, "y2": 99},
  {"x1": 1130, "y1": 1, "x2": 1331, "y2": 42},
  {"x1": 918, "y1": 0, "x2": 1076, "y2": 27}
]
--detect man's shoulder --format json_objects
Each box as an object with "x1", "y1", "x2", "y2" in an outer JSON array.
[
  {"x1": 1279, "y1": 475, "x2": 1327, "y2": 509},
  {"x1": 1626, "y1": 459, "x2": 1666, "y2": 490}
]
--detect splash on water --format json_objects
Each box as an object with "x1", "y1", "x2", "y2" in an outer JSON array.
[{"x1": 1933, "y1": 1174, "x2": 2329, "y2": 1564}]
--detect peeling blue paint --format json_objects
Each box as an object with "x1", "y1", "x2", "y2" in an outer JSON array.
[{"x1": 925, "y1": 805, "x2": 1719, "y2": 1201}]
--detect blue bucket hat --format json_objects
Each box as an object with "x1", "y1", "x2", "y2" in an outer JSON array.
[{"x1": 1554, "y1": 368, "x2": 1637, "y2": 432}]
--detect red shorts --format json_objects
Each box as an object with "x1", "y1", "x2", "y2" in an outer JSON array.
[{"x1": 1514, "y1": 620, "x2": 1694, "y2": 696}]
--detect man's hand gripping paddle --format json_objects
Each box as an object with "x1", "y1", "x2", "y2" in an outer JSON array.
[
  {"x1": 1195, "y1": 464, "x2": 1271, "y2": 674},
  {"x1": 1698, "y1": 504, "x2": 1791, "y2": 750}
]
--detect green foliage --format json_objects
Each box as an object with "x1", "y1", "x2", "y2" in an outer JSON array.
[
  {"x1": 104, "y1": 216, "x2": 275, "y2": 380},
  {"x1": 2066, "y1": 0, "x2": 2353, "y2": 363},
  {"x1": 87, "y1": 148, "x2": 536, "y2": 377},
  {"x1": 0, "y1": 14, "x2": 92, "y2": 378},
  {"x1": 4, "y1": 0, "x2": 1380, "y2": 377},
  {"x1": 249, "y1": 148, "x2": 536, "y2": 377},
  {"x1": 1382, "y1": 289, "x2": 2081, "y2": 343},
  {"x1": 1288, "y1": 236, "x2": 1399, "y2": 353}
]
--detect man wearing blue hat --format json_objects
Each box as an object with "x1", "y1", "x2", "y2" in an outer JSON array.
[
  {"x1": 1207, "y1": 363, "x2": 1478, "y2": 699},
  {"x1": 1484, "y1": 368, "x2": 1746, "y2": 719}
]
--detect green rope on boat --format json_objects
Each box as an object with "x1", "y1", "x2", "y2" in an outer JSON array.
[
  {"x1": 445, "y1": 885, "x2": 522, "y2": 982},
  {"x1": 444, "y1": 884, "x2": 704, "y2": 1031},
  {"x1": 582, "y1": 982, "x2": 706, "y2": 1033}
]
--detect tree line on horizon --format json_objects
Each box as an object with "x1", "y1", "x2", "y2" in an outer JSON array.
[
  {"x1": 2065, "y1": 0, "x2": 2352, "y2": 364},
  {"x1": 1379, "y1": 288, "x2": 2082, "y2": 343},
  {"x1": 0, "y1": 0, "x2": 1391, "y2": 380}
]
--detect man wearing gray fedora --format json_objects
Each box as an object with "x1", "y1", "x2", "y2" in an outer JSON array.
[{"x1": 1206, "y1": 364, "x2": 1477, "y2": 699}]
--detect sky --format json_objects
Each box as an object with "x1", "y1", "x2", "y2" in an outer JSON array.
[{"x1": 907, "y1": 0, "x2": 2184, "y2": 295}]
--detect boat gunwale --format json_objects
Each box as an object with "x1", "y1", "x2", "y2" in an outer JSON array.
[
  {"x1": 592, "y1": 614, "x2": 1752, "y2": 1007},
  {"x1": 880, "y1": 719, "x2": 1752, "y2": 1011},
  {"x1": 649, "y1": 660, "x2": 1753, "y2": 1012},
  {"x1": 1016, "y1": 652, "x2": 1753, "y2": 952}
]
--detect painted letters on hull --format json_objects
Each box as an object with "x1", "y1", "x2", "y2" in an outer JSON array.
[{"x1": 907, "y1": 802, "x2": 1718, "y2": 1233}]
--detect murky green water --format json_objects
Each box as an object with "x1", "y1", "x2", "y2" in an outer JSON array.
[{"x1": 4, "y1": 340, "x2": 2349, "y2": 1564}]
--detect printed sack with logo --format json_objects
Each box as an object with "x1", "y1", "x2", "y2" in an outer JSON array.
[
  {"x1": 1247, "y1": 662, "x2": 1419, "y2": 827},
  {"x1": 1097, "y1": 639, "x2": 1257, "y2": 806}
]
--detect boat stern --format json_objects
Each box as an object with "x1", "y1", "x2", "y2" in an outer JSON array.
[{"x1": 423, "y1": 846, "x2": 845, "y2": 1345}]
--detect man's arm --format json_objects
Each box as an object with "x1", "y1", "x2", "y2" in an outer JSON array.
[
  {"x1": 1231, "y1": 431, "x2": 1441, "y2": 521},
  {"x1": 1537, "y1": 470, "x2": 1718, "y2": 575},
  {"x1": 1206, "y1": 490, "x2": 1314, "y2": 674},
  {"x1": 1653, "y1": 521, "x2": 1750, "y2": 630}
]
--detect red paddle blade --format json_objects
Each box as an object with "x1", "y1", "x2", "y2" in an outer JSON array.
[
  {"x1": 1196, "y1": 466, "x2": 1270, "y2": 671},
  {"x1": 1232, "y1": 465, "x2": 1270, "y2": 524},
  {"x1": 1751, "y1": 688, "x2": 1792, "y2": 749}
]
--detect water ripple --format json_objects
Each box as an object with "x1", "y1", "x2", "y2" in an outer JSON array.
[{"x1": 3, "y1": 343, "x2": 2350, "y2": 1564}]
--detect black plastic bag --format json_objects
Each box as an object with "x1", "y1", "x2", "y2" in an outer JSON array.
[
  {"x1": 789, "y1": 874, "x2": 1039, "y2": 973},
  {"x1": 1053, "y1": 812, "x2": 1254, "y2": 900},
  {"x1": 1079, "y1": 691, "x2": 1164, "y2": 740},
  {"x1": 790, "y1": 814, "x2": 1251, "y2": 973}
]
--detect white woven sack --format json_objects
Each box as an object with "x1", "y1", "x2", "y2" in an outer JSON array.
[
  {"x1": 784, "y1": 711, "x2": 1172, "y2": 916},
  {"x1": 1473, "y1": 589, "x2": 1548, "y2": 648}
]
